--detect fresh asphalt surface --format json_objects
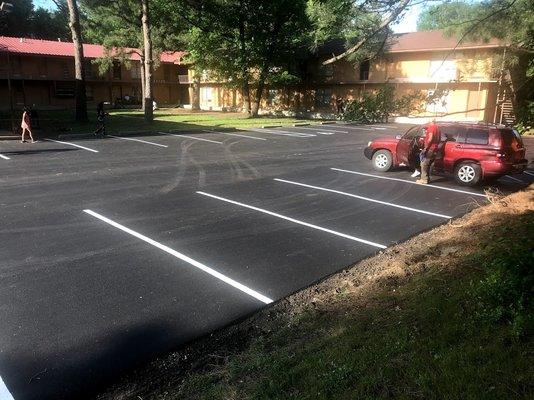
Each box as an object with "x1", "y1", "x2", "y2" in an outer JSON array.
[{"x1": 1, "y1": 122, "x2": 533, "y2": 400}]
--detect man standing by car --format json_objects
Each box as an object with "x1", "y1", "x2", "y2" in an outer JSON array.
[{"x1": 417, "y1": 119, "x2": 441, "y2": 184}]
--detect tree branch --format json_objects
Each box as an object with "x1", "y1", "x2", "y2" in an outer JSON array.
[{"x1": 322, "y1": 0, "x2": 411, "y2": 65}]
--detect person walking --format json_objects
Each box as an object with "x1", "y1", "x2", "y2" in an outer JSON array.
[
  {"x1": 20, "y1": 107, "x2": 35, "y2": 143},
  {"x1": 94, "y1": 102, "x2": 107, "y2": 137},
  {"x1": 416, "y1": 119, "x2": 441, "y2": 184}
]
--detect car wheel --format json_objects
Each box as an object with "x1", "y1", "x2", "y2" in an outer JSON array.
[
  {"x1": 372, "y1": 149, "x2": 393, "y2": 172},
  {"x1": 454, "y1": 162, "x2": 481, "y2": 186}
]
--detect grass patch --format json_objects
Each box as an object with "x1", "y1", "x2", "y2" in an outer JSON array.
[
  {"x1": 175, "y1": 212, "x2": 533, "y2": 400},
  {"x1": 38, "y1": 109, "x2": 319, "y2": 136}
]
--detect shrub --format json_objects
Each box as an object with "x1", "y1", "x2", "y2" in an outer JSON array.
[{"x1": 343, "y1": 86, "x2": 427, "y2": 123}]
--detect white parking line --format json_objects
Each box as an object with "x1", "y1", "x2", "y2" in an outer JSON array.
[
  {"x1": 504, "y1": 175, "x2": 524, "y2": 183},
  {"x1": 158, "y1": 132, "x2": 223, "y2": 144},
  {"x1": 524, "y1": 171, "x2": 534, "y2": 177},
  {"x1": 274, "y1": 178, "x2": 452, "y2": 219},
  {"x1": 0, "y1": 376, "x2": 15, "y2": 400},
  {"x1": 83, "y1": 209, "x2": 273, "y2": 304},
  {"x1": 248, "y1": 128, "x2": 315, "y2": 138},
  {"x1": 346, "y1": 125, "x2": 380, "y2": 131},
  {"x1": 108, "y1": 135, "x2": 168, "y2": 148},
  {"x1": 317, "y1": 131, "x2": 336, "y2": 135},
  {"x1": 331, "y1": 168, "x2": 488, "y2": 198},
  {"x1": 203, "y1": 130, "x2": 267, "y2": 141},
  {"x1": 46, "y1": 139, "x2": 99, "y2": 153},
  {"x1": 292, "y1": 126, "x2": 348, "y2": 134},
  {"x1": 0, "y1": 154, "x2": 10, "y2": 160},
  {"x1": 197, "y1": 191, "x2": 387, "y2": 249}
]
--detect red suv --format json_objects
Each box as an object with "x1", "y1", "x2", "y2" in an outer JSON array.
[{"x1": 364, "y1": 122, "x2": 528, "y2": 186}]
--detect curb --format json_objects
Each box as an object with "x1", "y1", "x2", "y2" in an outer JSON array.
[
  {"x1": 261, "y1": 125, "x2": 281, "y2": 129},
  {"x1": 293, "y1": 123, "x2": 310, "y2": 127}
]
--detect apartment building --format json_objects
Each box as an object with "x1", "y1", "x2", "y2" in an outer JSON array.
[
  {"x1": 0, "y1": 31, "x2": 511, "y2": 123},
  {"x1": 195, "y1": 30, "x2": 509, "y2": 123},
  {"x1": 0, "y1": 36, "x2": 189, "y2": 110}
]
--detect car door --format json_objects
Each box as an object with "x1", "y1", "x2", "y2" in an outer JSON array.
[
  {"x1": 438, "y1": 125, "x2": 466, "y2": 172},
  {"x1": 396, "y1": 126, "x2": 423, "y2": 166}
]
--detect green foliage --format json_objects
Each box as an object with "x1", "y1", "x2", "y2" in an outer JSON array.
[
  {"x1": 179, "y1": 0, "x2": 310, "y2": 115},
  {"x1": 469, "y1": 220, "x2": 534, "y2": 338},
  {"x1": 0, "y1": 0, "x2": 70, "y2": 40},
  {"x1": 343, "y1": 86, "x2": 427, "y2": 123}
]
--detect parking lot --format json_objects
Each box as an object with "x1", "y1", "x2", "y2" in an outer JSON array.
[{"x1": 1, "y1": 122, "x2": 533, "y2": 400}]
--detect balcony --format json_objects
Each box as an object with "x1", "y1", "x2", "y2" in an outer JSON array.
[{"x1": 178, "y1": 75, "x2": 190, "y2": 84}]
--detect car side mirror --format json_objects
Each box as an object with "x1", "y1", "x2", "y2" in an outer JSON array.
[{"x1": 395, "y1": 134, "x2": 402, "y2": 140}]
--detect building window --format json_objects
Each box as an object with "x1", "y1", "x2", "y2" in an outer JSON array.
[
  {"x1": 429, "y1": 60, "x2": 456, "y2": 81},
  {"x1": 131, "y1": 63, "x2": 141, "y2": 79},
  {"x1": 62, "y1": 63, "x2": 71, "y2": 79},
  {"x1": 268, "y1": 89, "x2": 279, "y2": 105},
  {"x1": 201, "y1": 87, "x2": 213, "y2": 102},
  {"x1": 113, "y1": 61, "x2": 122, "y2": 79},
  {"x1": 55, "y1": 81, "x2": 75, "y2": 97},
  {"x1": 318, "y1": 64, "x2": 334, "y2": 79},
  {"x1": 85, "y1": 60, "x2": 93, "y2": 79},
  {"x1": 359, "y1": 60, "x2": 370, "y2": 81},
  {"x1": 11, "y1": 56, "x2": 22, "y2": 76},
  {"x1": 164, "y1": 65, "x2": 171, "y2": 82},
  {"x1": 315, "y1": 88, "x2": 332, "y2": 108}
]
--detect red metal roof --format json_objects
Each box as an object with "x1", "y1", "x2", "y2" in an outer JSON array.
[
  {"x1": 0, "y1": 36, "x2": 186, "y2": 63},
  {"x1": 386, "y1": 30, "x2": 502, "y2": 53}
]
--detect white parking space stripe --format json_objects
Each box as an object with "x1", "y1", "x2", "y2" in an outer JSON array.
[
  {"x1": 317, "y1": 131, "x2": 336, "y2": 135},
  {"x1": 108, "y1": 135, "x2": 168, "y2": 148},
  {"x1": 46, "y1": 139, "x2": 99, "y2": 153},
  {"x1": 158, "y1": 132, "x2": 223, "y2": 144},
  {"x1": 504, "y1": 175, "x2": 524, "y2": 183},
  {"x1": 331, "y1": 168, "x2": 489, "y2": 198},
  {"x1": 197, "y1": 191, "x2": 387, "y2": 249},
  {"x1": 203, "y1": 130, "x2": 267, "y2": 141},
  {"x1": 83, "y1": 209, "x2": 273, "y2": 304},
  {"x1": 274, "y1": 178, "x2": 452, "y2": 219},
  {"x1": 0, "y1": 154, "x2": 10, "y2": 160},
  {"x1": 291, "y1": 126, "x2": 348, "y2": 134},
  {"x1": 248, "y1": 128, "x2": 315, "y2": 138},
  {"x1": 524, "y1": 171, "x2": 534, "y2": 177},
  {"x1": 0, "y1": 376, "x2": 15, "y2": 400},
  {"x1": 369, "y1": 125, "x2": 392, "y2": 129}
]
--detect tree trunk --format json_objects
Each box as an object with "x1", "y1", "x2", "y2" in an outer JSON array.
[
  {"x1": 140, "y1": 56, "x2": 146, "y2": 111},
  {"x1": 242, "y1": 80, "x2": 251, "y2": 115},
  {"x1": 251, "y1": 66, "x2": 268, "y2": 117},
  {"x1": 191, "y1": 74, "x2": 201, "y2": 110},
  {"x1": 66, "y1": 0, "x2": 87, "y2": 122},
  {"x1": 141, "y1": 0, "x2": 153, "y2": 122}
]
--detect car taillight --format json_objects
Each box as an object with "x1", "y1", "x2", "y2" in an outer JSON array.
[{"x1": 496, "y1": 153, "x2": 507, "y2": 159}]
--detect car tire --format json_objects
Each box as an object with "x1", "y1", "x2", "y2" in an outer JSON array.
[
  {"x1": 372, "y1": 149, "x2": 393, "y2": 172},
  {"x1": 454, "y1": 162, "x2": 481, "y2": 186}
]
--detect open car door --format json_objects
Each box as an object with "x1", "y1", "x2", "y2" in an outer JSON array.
[{"x1": 396, "y1": 126, "x2": 424, "y2": 166}]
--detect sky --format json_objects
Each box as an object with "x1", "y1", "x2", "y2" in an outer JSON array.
[{"x1": 31, "y1": 0, "x2": 423, "y2": 33}]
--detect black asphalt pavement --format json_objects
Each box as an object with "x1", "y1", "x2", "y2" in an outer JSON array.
[{"x1": 1, "y1": 123, "x2": 532, "y2": 400}]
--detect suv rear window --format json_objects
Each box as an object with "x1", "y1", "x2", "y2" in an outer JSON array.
[
  {"x1": 500, "y1": 129, "x2": 524, "y2": 148},
  {"x1": 465, "y1": 128, "x2": 488, "y2": 145}
]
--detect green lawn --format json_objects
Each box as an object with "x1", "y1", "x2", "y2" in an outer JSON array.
[
  {"x1": 39, "y1": 108, "x2": 323, "y2": 136},
  {"x1": 174, "y1": 207, "x2": 533, "y2": 400}
]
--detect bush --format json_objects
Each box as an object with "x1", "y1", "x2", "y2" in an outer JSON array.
[
  {"x1": 343, "y1": 86, "x2": 426, "y2": 123},
  {"x1": 469, "y1": 221, "x2": 534, "y2": 338}
]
